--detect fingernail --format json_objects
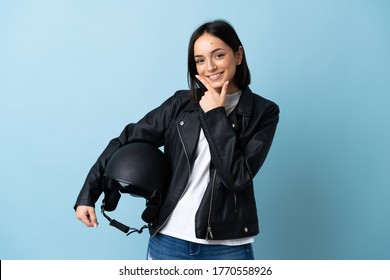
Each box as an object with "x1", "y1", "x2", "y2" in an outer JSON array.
[{"x1": 94, "y1": 223, "x2": 98, "y2": 228}]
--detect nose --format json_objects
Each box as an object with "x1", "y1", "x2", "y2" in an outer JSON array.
[{"x1": 206, "y1": 59, "x2": 217, "y2": 72}]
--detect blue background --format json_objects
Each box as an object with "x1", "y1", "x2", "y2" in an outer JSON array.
[{"x1": 1, "y1": 0, "x2": 389, "y2": 260}]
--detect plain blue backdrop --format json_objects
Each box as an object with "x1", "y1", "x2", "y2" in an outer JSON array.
[{"x1": 0, "y1": 0, "x2": 389, "y2": 260}]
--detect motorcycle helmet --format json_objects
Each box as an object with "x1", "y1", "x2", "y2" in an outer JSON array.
[{"x1": 101, "y1": 142, "x2": 170, "y2": 235}]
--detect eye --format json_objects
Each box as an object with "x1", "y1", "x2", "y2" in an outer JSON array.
[
  {"x1": 215, "y1": 53, "x2": 225, "y2": 59},
  {"x1": 195, "y1": 58, "x2": 204, "y2": 65}
]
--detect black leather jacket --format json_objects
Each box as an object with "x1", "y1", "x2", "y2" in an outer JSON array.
[{"x1": 75, "y1": 87, "x2": 279, "y2": 240}]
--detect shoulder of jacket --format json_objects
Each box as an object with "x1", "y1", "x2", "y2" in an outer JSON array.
[
  {"x1": 159, "y1": 89, "x2": 191, "y2": 107},
  {"x1": 171, "y1": 89, "x2": 198, "y2": 109},
  {"x1": 173, "y1": 89, "x2": 190, "y2": 98},
  {"x1": 251, "y1": 91, "x2": 279, "y2": 113}
]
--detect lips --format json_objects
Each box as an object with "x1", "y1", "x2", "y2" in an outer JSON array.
[{"x1": 207, "y1": 72, "x2": 223, "y2": 81}]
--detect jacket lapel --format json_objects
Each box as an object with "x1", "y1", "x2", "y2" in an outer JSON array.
[{"x1": 177, "y1": 103, "x2": 201, "y2": 165}]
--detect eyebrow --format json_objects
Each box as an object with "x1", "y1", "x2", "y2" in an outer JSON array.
[{"x1": 194, "y1": 48, "x2": 225, "y2": 58}]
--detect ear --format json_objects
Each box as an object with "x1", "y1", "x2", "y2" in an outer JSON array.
[{"x1": 235, "y1": 46, "x2": 244, "y2": 66}]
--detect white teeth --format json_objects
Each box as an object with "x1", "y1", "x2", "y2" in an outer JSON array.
[{"x1": 208, "y1": 72, "x2": 222, "y2": 80}]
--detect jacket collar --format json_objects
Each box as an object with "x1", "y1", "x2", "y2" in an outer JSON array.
[
  {"x1": 182, "y1": 86, "x2": 254, "y2": 115},
  {"x1": 234, "y1": 86, "x2": 253, "y2": 117}
]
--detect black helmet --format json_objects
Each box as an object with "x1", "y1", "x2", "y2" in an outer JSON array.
[{"x1": 101, "y1": 142, "x2": 170, "y2": 235}]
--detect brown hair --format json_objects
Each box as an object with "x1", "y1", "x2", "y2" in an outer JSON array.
[{"x1": 187, "y1": 20, "x2": 251, "y2": 100}]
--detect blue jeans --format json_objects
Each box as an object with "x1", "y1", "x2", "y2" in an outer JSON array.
[{"x1": 147, "y1": 233, "x2": 254, "y2": 260}]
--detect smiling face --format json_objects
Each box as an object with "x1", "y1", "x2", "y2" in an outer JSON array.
[{"x1": 194, "y1": 32, "x2": 243, "y2": 94}]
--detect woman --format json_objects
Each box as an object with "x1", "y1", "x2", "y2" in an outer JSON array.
[{"x1": 75, "y1": 20, "x2": 279, "y2": 260}]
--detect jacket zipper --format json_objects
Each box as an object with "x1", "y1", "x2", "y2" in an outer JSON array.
[
  {"x1": 153, "y1": 122, "x2": 191, "y2": 235},
  {"x1": 206, "y1": 170, "x2": 217, "y2": 240},
  {"x1": 177, "y1": 122, "x2": 192, "y2": 176}
]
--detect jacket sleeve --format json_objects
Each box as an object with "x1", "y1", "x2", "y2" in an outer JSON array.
[
  {"x1": 199, "y1": 97, "x2": 279, "y2": 192},
  {"x1": 74, "y1": 95, "x2": 176, "y2": 209}
]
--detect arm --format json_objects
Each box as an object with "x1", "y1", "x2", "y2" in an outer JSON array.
[
  {"x1": 200, "y1": 96, "x2": 279, "y2": 192},
  {"x1": 195, "y1": 75, "x2": 279, "y2": 192},
  {"x1": 74, "y1": 95, "x2": 176, "y2": 213}
]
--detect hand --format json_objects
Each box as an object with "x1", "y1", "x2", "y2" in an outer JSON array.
[
  {"x1": 196, "y1": 75, "x2": 229, "y2": 113},
  {"x1": 76, "y1": 205, "x2": 98, "y2": 227}
]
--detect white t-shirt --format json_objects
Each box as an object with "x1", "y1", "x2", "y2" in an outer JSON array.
[{"x1": 160, "y1": 90, "x2": 254, "y2": 245}]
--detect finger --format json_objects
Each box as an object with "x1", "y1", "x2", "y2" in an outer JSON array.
[
  {"x1": 76, "y1": 206, "x2": 98, "y2": 227},
  {"x1": 80, "y1": 212, "x2": 92, "y2": 226},
  {"x1": 220, "y1": 80, "x2": 229, "y2": 97},
  {"x1": 81, "y1": 215, "x2": 93, "y2": 227},
  {"x1": 195, "y1": 75, "x2": 213, "y2": 92},
  {"x1": 88, "y1": 209, "x2": 98, "y2": 227}
]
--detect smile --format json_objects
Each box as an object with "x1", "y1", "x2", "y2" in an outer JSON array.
[{"x1": 207, "y1": 72, "x2": 223, "y2": 81}]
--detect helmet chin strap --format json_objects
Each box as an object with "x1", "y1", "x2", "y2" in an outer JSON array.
[
  {"x1": 101, "y1": 180, "x2": 149, "y2": 235},
  {"x1": 101, "y1": 181, "x2": 162, "y2": 236},
  {"x1": 101, "y1": 202, "x2": 149, "y2": 235}
]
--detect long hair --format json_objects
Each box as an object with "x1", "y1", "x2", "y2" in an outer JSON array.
[{"x1": 187, "y1": 20, "x2": 251, "y2": 100}]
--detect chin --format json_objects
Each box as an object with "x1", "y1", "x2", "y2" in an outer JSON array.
[{"x1": 209, "y1": 81, "x2": 224, "y2": 90}]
